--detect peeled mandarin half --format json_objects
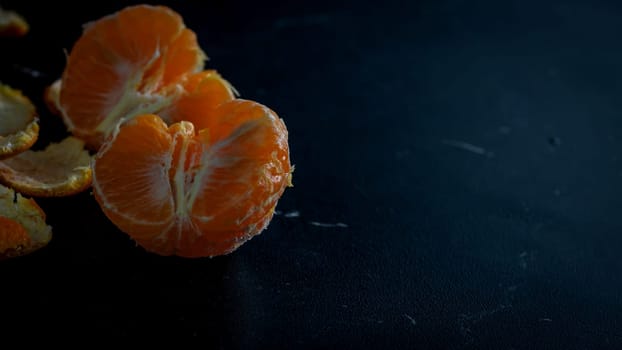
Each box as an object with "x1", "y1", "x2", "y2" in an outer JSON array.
[
  {"x1": 0, "y1": 136, "x2": 92, "y2": 197},
  {"x1": 58, "y1": 4, "x2": 208, "y2": 149},
  {"x1": 92, "y1": 99, "x2": 293, "y2": 258},
  {"x1": 0, "y1": 184, "x2": 52, "y2": 259},
  {"x1": 0, "y1": 83, "x2": 39, "y2": 159}
]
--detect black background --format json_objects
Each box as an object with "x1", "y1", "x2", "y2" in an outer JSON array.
[{"x1": 1, "y1": 0, "x2": 622, "y2": 347}]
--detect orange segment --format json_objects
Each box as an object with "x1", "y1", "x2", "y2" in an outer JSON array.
[
  {"x1": 187, "y1": 99, "x2": 292, "y2": 222},
  {"x1": 161, "y1": 30, "x2": 206, "y2": 87},
  {"x1": 59, "y1": 4, "x2": 206, "y2": 149},
  {"x1": 93, "y1": 99, "x2": 292, "y2": 258},
  {"x1": 0, "y1": 136, "x2": 92, "y2": 197},
  {"x1": 0, "y1": 7, "x2": 29, "y2": 37},
  {"x1": 162, "y1": 70, "x2": 237, "y2": 126},
  {"x1": 0, "y1": 184, "x2": 52, "y2": 259},
  {"x1": 94, "y1": 115, "x2": 175, "y2": 238},
  {"x1": 0, "y1": 83, "x2": 39, "y2": 159}
]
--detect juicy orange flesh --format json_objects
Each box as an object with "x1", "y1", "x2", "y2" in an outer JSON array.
[
  {"x1": 189, "y1": 100, "x2": 291, "y2": 230},
  {"x1": 59, "y1": 5, "x2": 204, "y2": 148},
  {"x1": 93, "y1": 100, "x2": 291, "y2": 257},
  {"x1": 160, "y1": 30, "x2": 204, "y2": 88},
  {"x1": 167, "y1": 70, "x2": 236, "y2": 126},
  {"x1": 94, "y1": 115, "x2": 174, "y2": 236}
]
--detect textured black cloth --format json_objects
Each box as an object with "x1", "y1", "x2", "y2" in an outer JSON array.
[{"x1": 1, "y1": 0, "x2": 621, "y2": 348}]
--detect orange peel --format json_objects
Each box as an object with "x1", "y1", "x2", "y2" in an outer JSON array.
[
  {"x1": 0, "y1": 83, "x2": 39, "y2": 159},
  {"x1": 43, "y1": 78, "x2": 62, "y2": 117},
  {"x1": 0, "y1": 7, "x2": 29, "y2": 37},
  {"x1": 0, "y1": 184, "x2": 52, "y2": 259},
  {"x1": 0, "y1": 136, "x2": 92, "y2": 197}
]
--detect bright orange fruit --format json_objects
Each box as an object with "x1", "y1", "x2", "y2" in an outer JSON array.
[
  {"x1": 58, "y1": 4, "x2": 235, "y2": 149},
  {"x1": 92, "y1": 99, "x2": 292, "y2": 257},
  {"x1": 161, "y1": 70, "x2": 237, "y2": 126}
]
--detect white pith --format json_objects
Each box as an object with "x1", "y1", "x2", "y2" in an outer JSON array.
[
  {"x1": 172, "y1": 128, "x2": 191, "y2": 218},
  {"x1": 0, "y1": 185, "x2": 52, "y2": 246},
  {"x1": 0, "y1": 85, "x2": 34, "y2": 136},
  {"x1": 95, "y1": 45, "x2": 175, "y2": 137}
]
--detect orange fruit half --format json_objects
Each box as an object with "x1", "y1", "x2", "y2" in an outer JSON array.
[
  {"x1": 58, "y1": 4, "x2": 211, "y2": 149},
  {"x1": 92, "y1": 99, "x2": 293, "y2": 257},
  {"x1": 0, "y1": 83, "x2": 39, "y2": 159},
  {"x1": 0, "y1": 136, "x2": 92, "y2": 197},
  {"x1": 0, "y1": 184, "x2": 52, "y2": 259}
]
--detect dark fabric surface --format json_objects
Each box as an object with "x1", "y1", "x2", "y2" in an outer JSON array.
[{"x1": 1, "y1": 0, "x2": 621, "y2": 347}]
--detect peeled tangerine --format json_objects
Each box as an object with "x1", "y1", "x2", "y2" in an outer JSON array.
[
  {"x1": 0, "y1": 184, "x2": 51, "y2": 259},
  {"x1": 56, "y1": 4, "x2": 223, "y2": 150},
  {"x1": 92, "y1": 99, "x2": 293, "y2": 258}
]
